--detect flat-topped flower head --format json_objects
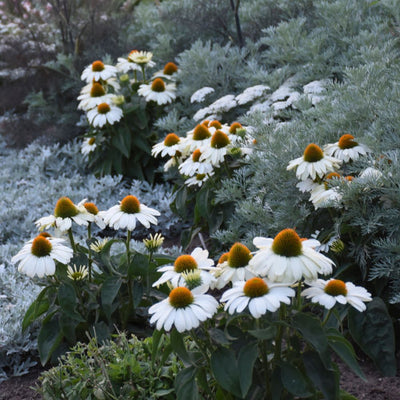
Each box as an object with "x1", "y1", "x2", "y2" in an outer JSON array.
[
  {"x1": 12, "y1": 235, "x2": 73, "y2": 278},
  {"x1": 190, "y1": 87, "x2": 215, "y2": 103},
  {"x1": 250, "y1": 229, "x2": 335, "y2": 282},
  {"x1": 149, "y1": 286, "x2": 218, "y2": 332},
  {"x1": 86, "y1": 102, "x2": 123, "y2": 128},
  {"x1": 81, "y1": 60, "x2": 117, "y2": 83},
  {"x1": 213, "y1": 242, "x2": 256, "y2": 289},
  {"x1": 36, "y1": 197, "x2": 92, "y2": 232},
  {"x1": 178, "y1": 148, "x2": 214, "y2": 177},
  {"x1": 153, "y1": 247, "x2": 216, "y2": 290},
  {"x1": 152, "y1": 133, "x2": 182, "y2": 158},
  {"x1": 324, "y1": 134, "x2": 371, "y2": 162},
  {"x1": 287, "y1": 143, "x2": 342, "y2": 181},
  {"x1": 221, "y1": 278, "x2": 295, "y2": 318},
  {"x1": 99, "y1": 195, "x2": 160, "y2": 231},
  {"x1": 138, "y1": 78, "x2": 176, "y2": 105},
  {"x1": 302, "y1": 278, "x2": 372, "y2": 312}
]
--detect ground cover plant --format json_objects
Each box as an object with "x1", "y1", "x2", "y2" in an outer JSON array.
[{"x1": 1, "y1": 0, "x2": 400, "y2": 398}]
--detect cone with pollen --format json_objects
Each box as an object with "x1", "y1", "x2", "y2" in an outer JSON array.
[
  {"x1": 99, "y1": 195, "x2": 160, "y2": 231},
  {"x1": 12, "y1": 235, "x2": 73, "y2": 278},
  {"x1": 193, "y1": 124, "x2": 211, "y2": 141},
  {"x1": 92, "y1": 60, "x2": 105, "y2": 71},
  {"x1": 55, "y1": 197, "x2": 78, "y2": 218},
  {"x1": 324, "y1": 134, "x2": 370, "y2": 162},
  {"x1": 163, "y1": 62, "x2": 178, "y2": 75},
  {"x1": 221, "y1": 277, "x2": 295, "y2": 318},
  {"x1": 302, "y1": 278, "x2": 372, "y2": 312},
  {"x1": 213, "y1": 242, "x2": 256, "y2": 289},
  {"x1": 149, "y1": 284, "x2": 218, "y2": 332},
  {"x1": 250, "y1": 229, "x2": 335, "y2": 282},
  {"x1": 138, "y1": 75, "x2": 176, "y2": 105},
  {"x1": 81, "y1": 60, "x2": 117, "y2": 83},
  {"x1": 152, "y1": 133, "x2": 182, "y2": 158},
  {"x1": 287, "y1": 142, "x2": 342, "y2": 180},
  {"x1": 153, "y1": 247, "x2": 216, "y2": 290}
]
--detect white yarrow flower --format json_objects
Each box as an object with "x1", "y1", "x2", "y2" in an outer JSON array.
[{"x1": 190, "y1": 87, "x2": 215, "y2": 103}]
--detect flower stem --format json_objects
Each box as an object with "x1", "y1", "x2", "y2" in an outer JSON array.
[
  {"x1": 68, "y1": 229, "x2": 76, "y2": 252},
  {"x1": 322, "y1": 308, "x2": 334, "y2": 327},
  {"x1": 87, "y1": 222, "x2": 93, "y2": 282},
  {"x1": 274, "y1": 304, "x2": 286, "y2": 362}
]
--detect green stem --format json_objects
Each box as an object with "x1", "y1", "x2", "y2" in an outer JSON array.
[
  {"x1": 141, "y1": 65, "x2": 146, "y2": 82},
  {"x1": 274, "y1": 304, "x2": 286, "y2": 362},
  {"x1": 296, "y1": 281, "x2": 303, "y2": 310},
  {"x1": 126, "y1": 230, "x2": 135, "y2": 315},
  {"x1": 146, "y1": 250, "x2": 154, "y2": 297},
  {"x1": 126, "y1": 230, "x2": 132, "y2": 265},
  {"x1": 87, "y1": 222, "x2": 93, "y2": 282},
  {"x1": 322, "y1": 308, "x2": 334, "y2": 327},
  {"x1": 68, "y1": 228, "x2": 76, "y2": 252}
]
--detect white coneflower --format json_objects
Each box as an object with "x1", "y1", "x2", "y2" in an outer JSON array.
[
  {"x1": 77, "y1": 82, "x2": 117, "y2": 111},
  {"x1": 287, "y1": 143, "x2": 342, "y2": 181},
  {"x1": 99, "y1": 195, "x2": 160, "y2": 231},
  {"x1": 152, "y1": 133, "x2": 183, "y2": 158},
  {"x1": 324, "y1": 134, "x2": 371, "y2": 162},
  {"x1": 81, "y1": 137, "x2": 97, "y2": 155},
  {"x1": 12, "y1": 234, "x2": 73, "y2": 278},
  {"x1": 221, "y1": 277, "x2": 295, "y2": 318},
  {"x1": 138, "y1": 78, "x2": 176, "y2": 105},
  {"x1": 86, "y1": 102, "x2": 123, "y2": 128},
  {"x1": 250, "y1": 229, "x2": 335, "y2": 283},
  {"x1": 153, "y1": 247, "x2": 216, "y2": 290},
  {"x1": 213, "y1": 243, "x2": 256, "y2": 289},
  {"x1": 200, "y1": 130, "x2": 231, "y2": 166},
  {"x1": 178, "y1": 149, "x2": 214, "y2": 177},
  {"x1": 143, "y1": 233, "x2": 164, "y2": 252},
  {"x1": 185, "y1": 172, "x2": 214, "y2": 187},
  {"x1": 148, "y1": 286, "x2": 219, "y2": 332},
  {"x1": 81, "y1": 60, "x2": 117, "y2": 83},
  {"x1": 116, "y1": 50, "x2": 143, "y2": 73},
  {"x1": 302, "y1": 279, "x2": 372, "y2": 312},
  {"x1": 81, "y1": 201, "x2": 105, "y2": 229},
  {"x1": 152, "y1": 62, "x2": 179, "y2": 80},
  {"x1": 36, "y1": 197, "x2": 92, "y2": 232}
]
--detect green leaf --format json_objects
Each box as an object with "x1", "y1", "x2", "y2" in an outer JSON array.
[
  {"x1": 326, "y1": 328, "x2": 366, "y2": 381},
  {"x1": 211, "y1": 347, "x2": 242, "y2": 397},
  {"x1": 127, "y1": 252, "x2": 149, "y2": 278},
  {"x1": 195, "y1": 187, "x2": 209, "y2": 218},
  {"x1": 175, "y1": 366, "x2": 199, "y2": 400},
  {"x1": 111, "y1": 129, "x2": 130, "y2": 158},
  {"x1": 292, "y1": 312, "x2": 331, "y2": 368},
  {"x1": 248, "y1": 326, "x2": 276, "y2": 340},
  {"x1": 38, "y1": 316, "x2": 63, "y2": 365},
  {"x1": 280, "y1": 361, "x2": 311, "y2": 397},
  {"x1": 208, "y1": 328, "x2": 231, "y2": 345},
  {"x1": 101, "y1": 277, "x2": 122, "y2": 322},
  {"x1": 132, "y1": 280, "x2": 144, "y2": 308},
  {"x1": 303, "y1": 350, "x2": 339, "y2": 400},
  {"x1": 22, "y1": 288, "x2": 50, "y2": 332},
  {"x1": 58, "y1": 283, "x2": 83, "y2": 321},
  {"x1": 238, "y1": 342, "x2": 258, "y2": 397},
  {"x1": 348, "y1": 297, "x2": 396, "y2": 376},
  {"x1": 170, "y1": 328, "x2": 192, "y2": 365}
]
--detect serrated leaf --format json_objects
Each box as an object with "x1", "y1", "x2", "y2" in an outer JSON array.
[{"x1": 22, "y1": 288, "x2": 50, "y2": 332}]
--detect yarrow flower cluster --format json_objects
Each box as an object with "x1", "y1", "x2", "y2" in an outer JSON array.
[
  {"x1": 287, "y1": 134, "x2": 372, "y2": 209},
  {"x1": 147, "y1": 227, "x2": 372, "y2": 333},
  {"x1": 151, "y1": 120, "x2": 254, "y2": 187}
]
